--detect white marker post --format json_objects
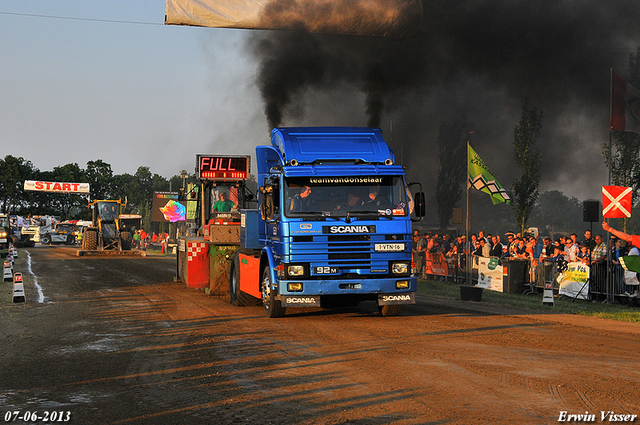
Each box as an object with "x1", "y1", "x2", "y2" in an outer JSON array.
[
  {"x1": 3, "y1": 258, "x2": 12, "y2": 282},
  {"x1": 13, "y1": 272, "x2": 25, "y2": 303},
  {"x1": 542, "y1": 281, "x2": 555, "y2": 306}
]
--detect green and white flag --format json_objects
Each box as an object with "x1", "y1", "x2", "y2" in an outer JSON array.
[
  {"x1": 620, "y1": 255, "x2": 640, "y2": 274},
  {"x1": 468, "y1": 145, "x2": 511, "y2": 205}
]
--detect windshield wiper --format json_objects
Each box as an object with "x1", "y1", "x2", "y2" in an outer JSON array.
[
  {"x1": 289, "y1": 211, "x2": 325, "y2": 220},
  {"x1": 345, "y1": 211, "x2": 379, "y2": 219},
  {"x1": 290, "y1": 211, "x2": 348, "y2": 221},
  {"x1": 346, "y1": 210, "x2": 395, "y2": 220}
]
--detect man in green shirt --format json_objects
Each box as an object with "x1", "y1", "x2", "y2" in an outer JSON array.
[{"x1": 213, "y1": 193, "x2": 235, "y2": 212}]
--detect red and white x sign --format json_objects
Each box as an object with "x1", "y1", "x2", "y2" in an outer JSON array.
[{"x1": 602, "y1": 185, "x2": 632, "y2": 218}]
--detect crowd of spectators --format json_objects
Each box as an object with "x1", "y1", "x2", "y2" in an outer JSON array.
[{"x1": 412, "y1": 226, "x2": 638, "y2": 298}]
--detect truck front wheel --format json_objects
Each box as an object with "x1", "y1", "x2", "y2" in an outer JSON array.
[
  {"x1": 378, "y1": 304, "x2": 402, "y2": 317},
  {"x1": 261, "y1": 267, "x2": 286, "y2": 318},
  {"x1": 41, "y1": 235, "x2": 51, "y2": 245}
]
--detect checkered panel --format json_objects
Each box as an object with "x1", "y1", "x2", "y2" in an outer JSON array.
[{"x1": 186, "y1": 242, "x2": 208, "y2": 261}]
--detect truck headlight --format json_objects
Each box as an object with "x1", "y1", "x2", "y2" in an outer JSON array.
[
  {"x1": 288, "y1": 282, "x2": 303, "y2": 292},
  {"x1": 396, "y1": 280, "x2": 410, "y2": 289},
  {"x1": 0, "y1": 232, "x2": 6, "y2": 238},
  {"x1": 287, "y1": 265, "x2": 305, "y2": 277},
  {"x1": 392, "y1": 262, "x2": 409, "y2": 275}
]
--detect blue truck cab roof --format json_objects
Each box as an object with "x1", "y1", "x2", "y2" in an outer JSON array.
[{"x1": 270, "y1": 127, "x2": 394, "y2": 166}]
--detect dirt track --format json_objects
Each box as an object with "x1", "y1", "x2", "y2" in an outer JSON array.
[{"x1": 1, "y1": 245, "x2": 640, "y2": 424}]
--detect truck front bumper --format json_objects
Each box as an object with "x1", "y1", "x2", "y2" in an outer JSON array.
[{"x1": 276, "y1": 276, "x2": 416, "y2": 307}]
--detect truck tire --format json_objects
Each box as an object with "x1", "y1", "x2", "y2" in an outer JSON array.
[
  {"x1": 83, "y1": 229, "x2": 98, "y2": 251},
  {"x1": 41, "y1": 234, "x2": 51, "y2": 245},
  {"x1": 66, "y1": 234, "x2": 74, "y2": 245},
  {"x1": 261, "y1": 266, "x2": 286, "y2": 318},
  {"x1": 378, "y1": 304, "x2": 402, "y2": 317}
]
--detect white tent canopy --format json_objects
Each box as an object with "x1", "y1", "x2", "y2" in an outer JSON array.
[{"x1": 165, "y1": 0, "x2": 424, "y2": 37}]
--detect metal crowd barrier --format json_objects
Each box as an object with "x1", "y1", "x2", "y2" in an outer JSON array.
[{"x1": 435, "y1": 254, "x2": 638, "y2": 301}]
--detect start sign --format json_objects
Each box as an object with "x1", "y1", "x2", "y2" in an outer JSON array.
[{"x1": 24, "y1": 180, "x2": 90, "y2": 194}]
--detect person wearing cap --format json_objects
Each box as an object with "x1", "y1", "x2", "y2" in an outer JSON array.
[{"x1": 500, "y1": 244, "x2": 510, "y2": 260}]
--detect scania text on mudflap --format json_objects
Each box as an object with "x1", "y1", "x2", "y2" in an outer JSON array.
[{"x1": 177, "y1": 127, "x2": 425, "y2": 317}]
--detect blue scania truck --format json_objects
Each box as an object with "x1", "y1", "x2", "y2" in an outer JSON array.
[{"x1": 179, "y1": 127, "x2": 424, "y2": 317}]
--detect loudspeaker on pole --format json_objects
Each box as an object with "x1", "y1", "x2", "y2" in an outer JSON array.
[
  {"x1": 452, "y1": 208, "x2": 463, "y2": 225},
  {"x1": 583, "y1": 200, "x2": 600, "y2": 222}
]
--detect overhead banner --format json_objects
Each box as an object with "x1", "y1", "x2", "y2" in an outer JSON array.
[
  {"x1": 164, "y1": 0, "x2": 424, "y2": 37},
  {"x1": 24, "y1": 180, "x2": 90, "y2": 194}
]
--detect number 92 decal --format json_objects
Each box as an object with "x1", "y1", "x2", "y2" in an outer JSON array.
[{"x1": 315, "y1": 266, "x2": 338, "y2": 274}]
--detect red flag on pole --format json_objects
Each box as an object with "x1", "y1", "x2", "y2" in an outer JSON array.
[
  {"x1": 602, "y1": 185, "x2": 632, "y2": 218},
  {"x1": 611, "y1": 72, "x2": 640, "y2": 133}
]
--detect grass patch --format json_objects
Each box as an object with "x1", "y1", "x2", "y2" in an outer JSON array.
[{"x1": 417, "y1": 278, "x2": 640, "y2": 323}]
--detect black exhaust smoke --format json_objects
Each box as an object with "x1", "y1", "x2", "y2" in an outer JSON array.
[{"x1": 247, "y1": 0, "x2": 640, "y2": 198}]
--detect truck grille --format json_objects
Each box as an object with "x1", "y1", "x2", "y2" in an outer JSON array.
[
  {"x1": 328, "y1": 253, "x2": 371, "y2": 260},
  {"x1": 288, "y1": 232, "x2": 409, "y2": 270},
  {"x1": 327, "y1": 234, "x2": 371, "y2": 242}
]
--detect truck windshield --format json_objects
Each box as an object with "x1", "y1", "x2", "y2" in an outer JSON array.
[{"x1": 284, "y1": 176, "x2": 409, "y2": 218}]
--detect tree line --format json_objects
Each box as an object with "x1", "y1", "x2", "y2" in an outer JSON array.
[{"x1": 0, "y1": 156, "x2": 186, "y2": 230}]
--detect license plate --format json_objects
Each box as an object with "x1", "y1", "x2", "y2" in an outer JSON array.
[
  {"x1": 0, "y1": 239, "x2": 6, "y2": 243},
  {"x1": 315, "y1": 266, "x2": 338, "y2": 274},
  {"x1": 374, "y1": 243, "x2": 404, "y2": 252}
]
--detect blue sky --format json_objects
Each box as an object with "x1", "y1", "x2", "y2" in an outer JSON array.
[{"x1": 1, "y1": 1, "x2": 265, "y2": 179}]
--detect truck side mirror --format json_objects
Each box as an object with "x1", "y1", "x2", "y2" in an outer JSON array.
[
  {"x1": 414, "y1": 192, "x2": 426, "y2": 218},
  {"x1": 259, "y1": 185, "x2": 275, "y2": 221}
]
